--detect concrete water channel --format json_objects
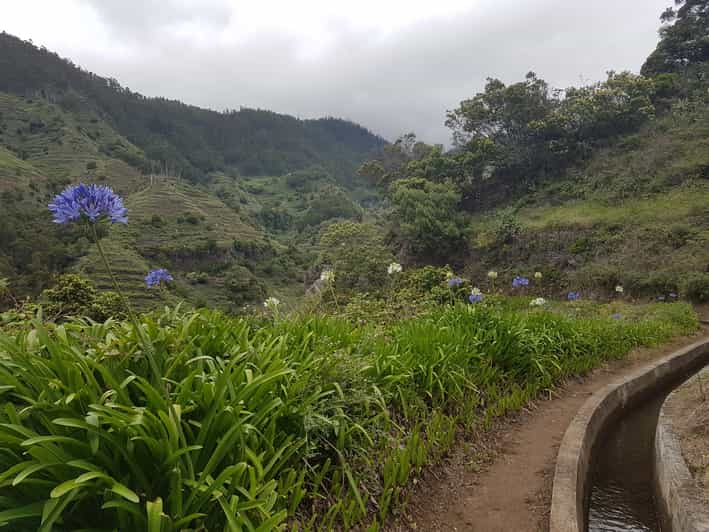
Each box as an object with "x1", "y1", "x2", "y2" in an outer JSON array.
[
  {"x1": 549, "y1": 338, "x2": 709, "y2": 532},
  {"x1": 586, "y1": 378, "x2": 686, "y2": 531}
]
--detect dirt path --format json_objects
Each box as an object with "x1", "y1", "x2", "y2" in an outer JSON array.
[{"x1": 386, "y1": 319, "x2": 709, "y2": 532}]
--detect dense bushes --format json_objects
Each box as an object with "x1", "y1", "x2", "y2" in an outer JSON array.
[
  {"x1": 40, "y1": 274, "x2": 125, "y2": 321},
  {"x1": 318, "y1": 221, "x2": 394, "y2": 292},
  {"x1": 0, "y1": 300, "x2": 697, "y2": 530}
]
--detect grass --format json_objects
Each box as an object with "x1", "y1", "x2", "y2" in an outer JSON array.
[
  {"x1": 0, "y1": 298, "x2": 698, "y2": 530},
  {"x1": 515, "y1": 183, "x2": 709, "y2": 230}
]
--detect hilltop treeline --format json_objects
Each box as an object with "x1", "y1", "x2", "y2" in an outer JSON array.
[
  {"x1": 360, "y1": 0, "x2": 709, "y2": 261},
  {"x1": 0, "y1": 32, "x2": 385, "y2": 181}
]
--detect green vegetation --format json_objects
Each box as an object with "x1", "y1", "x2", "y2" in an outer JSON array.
[
  {"x1": 0, "y1": 295, "x2": 697, "y2": 531},
  {"x1": 0, "y1": 33, "x2": 384, "y2": 182},
  {"x1": 3, "y1": 1, "x2": 707, "y2": 308},
  {"x1": 0, "y1": 4, "x2": 706, "y2": 529}
]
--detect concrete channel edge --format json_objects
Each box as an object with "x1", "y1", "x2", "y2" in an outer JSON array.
[{"x1": 549, "y1": 337, "x2": 709, "y2": 532}]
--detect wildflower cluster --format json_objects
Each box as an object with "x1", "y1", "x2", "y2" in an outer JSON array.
[
  {"x1": 49, "y1": 183, "x2": 128, "y2": 225},
  {"x1": 447, "y1": 277, "x2": 464, "y2": 288},
  {"x1": 145, "y1": 269, "x2": 173, "y2": 288},
  {"x1": 567, "y1": 291, "x2": 581, "y2": 301},
  {"x1": 512, "y1": 276, "x2": 529, "y2": 288},
  {"x1": 530, "y1": 297, "x2": 547, "y2": 307},
  {"x1": 264, "y1": 297, "x2": 281, "y2": 310},
  {"x1": 320, "y1": 269, "x2": 335, "y2": 284},
  {"x1": 387, "y1": 262, "x2": 403, "y2": 275},
  {"x1": 469, "y1": 287, "x2": 484, "y2": 304}
]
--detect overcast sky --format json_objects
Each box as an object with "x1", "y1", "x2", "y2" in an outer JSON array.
[{"x1": 3, "y1": 0, "x2": 669, "y2": 145}]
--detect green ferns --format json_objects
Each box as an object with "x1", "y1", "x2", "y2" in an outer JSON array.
[{"x1": 0, "y1": 302, "x2": 698, "y2": 530}]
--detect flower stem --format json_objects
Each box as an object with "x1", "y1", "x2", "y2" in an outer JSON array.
[
  {"x1": 329, "y1": 284, "x2": 340, "y2": 313},
  {"x1": 90, "y1": 224, "x2": 163, "y2": 391},
  {"x1": 90, "y1": 225, "x2": 192, "y2": 478}
]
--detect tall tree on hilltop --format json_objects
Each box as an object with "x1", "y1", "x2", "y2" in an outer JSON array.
[{"x1": 642, "y1": 0, "x2": 709, "y2": 76}]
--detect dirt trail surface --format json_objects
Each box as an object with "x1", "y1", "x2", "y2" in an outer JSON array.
[{"x1": 386, "y1": 316, "x2": 709, "y2": 532}]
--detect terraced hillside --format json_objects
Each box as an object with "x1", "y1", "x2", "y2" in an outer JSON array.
[
  {"x1": 0, "y1": 92, "x2": 146, "y2": 191},
  {"x1": 72, "y1": 178, "x2": 280, "y2": 310}
]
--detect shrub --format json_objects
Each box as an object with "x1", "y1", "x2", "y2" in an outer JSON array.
[
  {"x1": 389, "y1": 178, "x2": 465, "y2": 258},
  {"x1": 40, "y1": 274, "x2": 125, "y2": 321},
  {"x1": 185, "y1": 271, "x2": 209, "y2": 285},
  {"x1": 682, "y1": 272, "x2": 709, "y2": 303},
  {"x1": 300, "y1": 184, "x2": 362, "y2": 227},
  {"x1": 224, "y1": 265, "x2": 265, "y2": 304},
  {"x1": 318, "y1": 221, "x2": 394, "y2": 292}
]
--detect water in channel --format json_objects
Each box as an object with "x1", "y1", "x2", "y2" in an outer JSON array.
[
  {"x1": 585, "y1": 362, "x2": 708, "y2": 532},
  {"x1": 586, "y1": 393, "x2": 666, "y2": 531}
]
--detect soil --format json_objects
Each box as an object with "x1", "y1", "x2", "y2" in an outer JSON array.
[
  {"x1": 672, "y1": 367, "x2": 709, "y2": 504},
  {"x1": 384, "y1": 318, "x2": 709, "y2": 532}
]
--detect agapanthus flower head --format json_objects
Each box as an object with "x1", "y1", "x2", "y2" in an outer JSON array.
[
  {"x1": 530, "y1": 297, "x2": 546, "y2": 307},
  {"x1": 447, "y1": 277, "x2": 464, "y2": 288},
  {"x1": 534, "y1": 271, "x2": 543, "y2": 280},
  {"x1": 669, "y1": 292, "x2": 678, "y2": 299},
  {"x1": 487, "y1": 270, "x2": 498, "y2": 279},
  {"x1": 387, "y1": 262, "x2": 403, "y2": 275},
  {"x1": 612, "y1": 313, "x2": 622, "y2": 321},
  {"x1": 469, "y1": 287, "x2": 484, "y2": 303},
  {"x1": 145, "y1": 268, "x2": 173, "y2": 288},
  {"x1": 615, "y1": 285, "x2": 624, "y2": 294},
  {"x1": 320, "y1": 269, "x2": 335, "y2": 284},
  {"x1": 567, "y1": 291, "x2": 581, "y2": 301},
  {"x1": 49, "y1": 183, "x2": 127, "y2": 225},
  {"x1": 657, "y1": 295, "x2": 666, "y2": 302},
  {"x1": 264, "y1": 297, "x2": 281, "y2": 309},
  {"x1": 512, "y1": 276, "x2": 529, "y2": 288}
]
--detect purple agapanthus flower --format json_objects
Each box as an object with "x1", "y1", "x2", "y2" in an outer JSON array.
[
  {"x1": 512, "y1": 276, "x2": 529, "y2": 288},
  {"x1": 48, "y1": 183, "x2": 127, "y2": 224},
  {"x1": 469, "y1": 293, "x2": 484, "y2": 303},
  {"x1": 145, "y1": 269, "x2": 173, "y2": 288},
  {"x1": 669, "y1": 292, "x2": 678, "y2": 299},
  {"x1": 448, "y1": 277, "x2": 464, "y2": 288},
  {"x1": 612, "y1": 313, "x2": 622, "y2": 321},
  {"x1": 567, "y1": 291, "x2": 581, "y2": 301}
]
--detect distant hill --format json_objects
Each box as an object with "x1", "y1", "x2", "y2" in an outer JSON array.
[
  {"x1": 0, "y1": 32, "x2": 386, "y2": 182},
  {"x1": 0, "y1": 32, "x2": 386, "y2": 307}
]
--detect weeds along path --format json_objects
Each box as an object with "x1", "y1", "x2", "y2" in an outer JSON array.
[{"x1": 385, "y1": 315, "x2": 709, "y2": 532}]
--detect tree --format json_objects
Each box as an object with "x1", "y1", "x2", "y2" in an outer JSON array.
[
  {"x1": 389, "y1": 178, "x2": 465, "y2": 259},
  {"x1": 642, "y1": 0, "x2": 709, "y2": 76},
  {"x1": 319, "y1": 222, "x2": 394, "y2": 291}
]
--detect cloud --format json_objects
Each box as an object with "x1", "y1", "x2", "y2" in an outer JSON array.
[{"x1": 2, "y1": 0, "x2": 669, "y2": 145}]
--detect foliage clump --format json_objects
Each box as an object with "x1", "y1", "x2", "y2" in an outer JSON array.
[{"x1": 40, "y1": 273, "x2": 125, "y2": 321}]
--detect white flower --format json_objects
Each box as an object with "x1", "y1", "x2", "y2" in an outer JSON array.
[
  {"x1": 615, "y1": 285, "x2": 624, "y2": 293},
  {"x1": 534, "y1": 271, "x2": 543, "y2": 280},
  {"x1": 387, "y1": 262, "x2": 403, "y2": 275},
  {"x1": 320, "y1": 269, "x2": 335, "y2": 284},
  {"x1": 471, "y1": 287, "x2": 482, "y2": 296},
  {"x1": 530, "y1": 297, "x2": 546, "y2": 307},
  {"x1": 264, "y1": 297, "x2": 280, "y2": 309},
  {"x1": 487, "y1": 271, "x2": 498, "y2": 279}
]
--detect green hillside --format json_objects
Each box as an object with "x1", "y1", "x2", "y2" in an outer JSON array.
[
  {"x1": 465, "y1": 104, "x2": 709, "y2": 297},
  {"x1": 1, "y1": 0, "x2": 708, "y2": 310},
  {"x1": 0, "y1": 32, "x2": 385, "y2": 182},
  {"x1": 0, "y1": 33, "x2": 384, "y2": 306}
]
